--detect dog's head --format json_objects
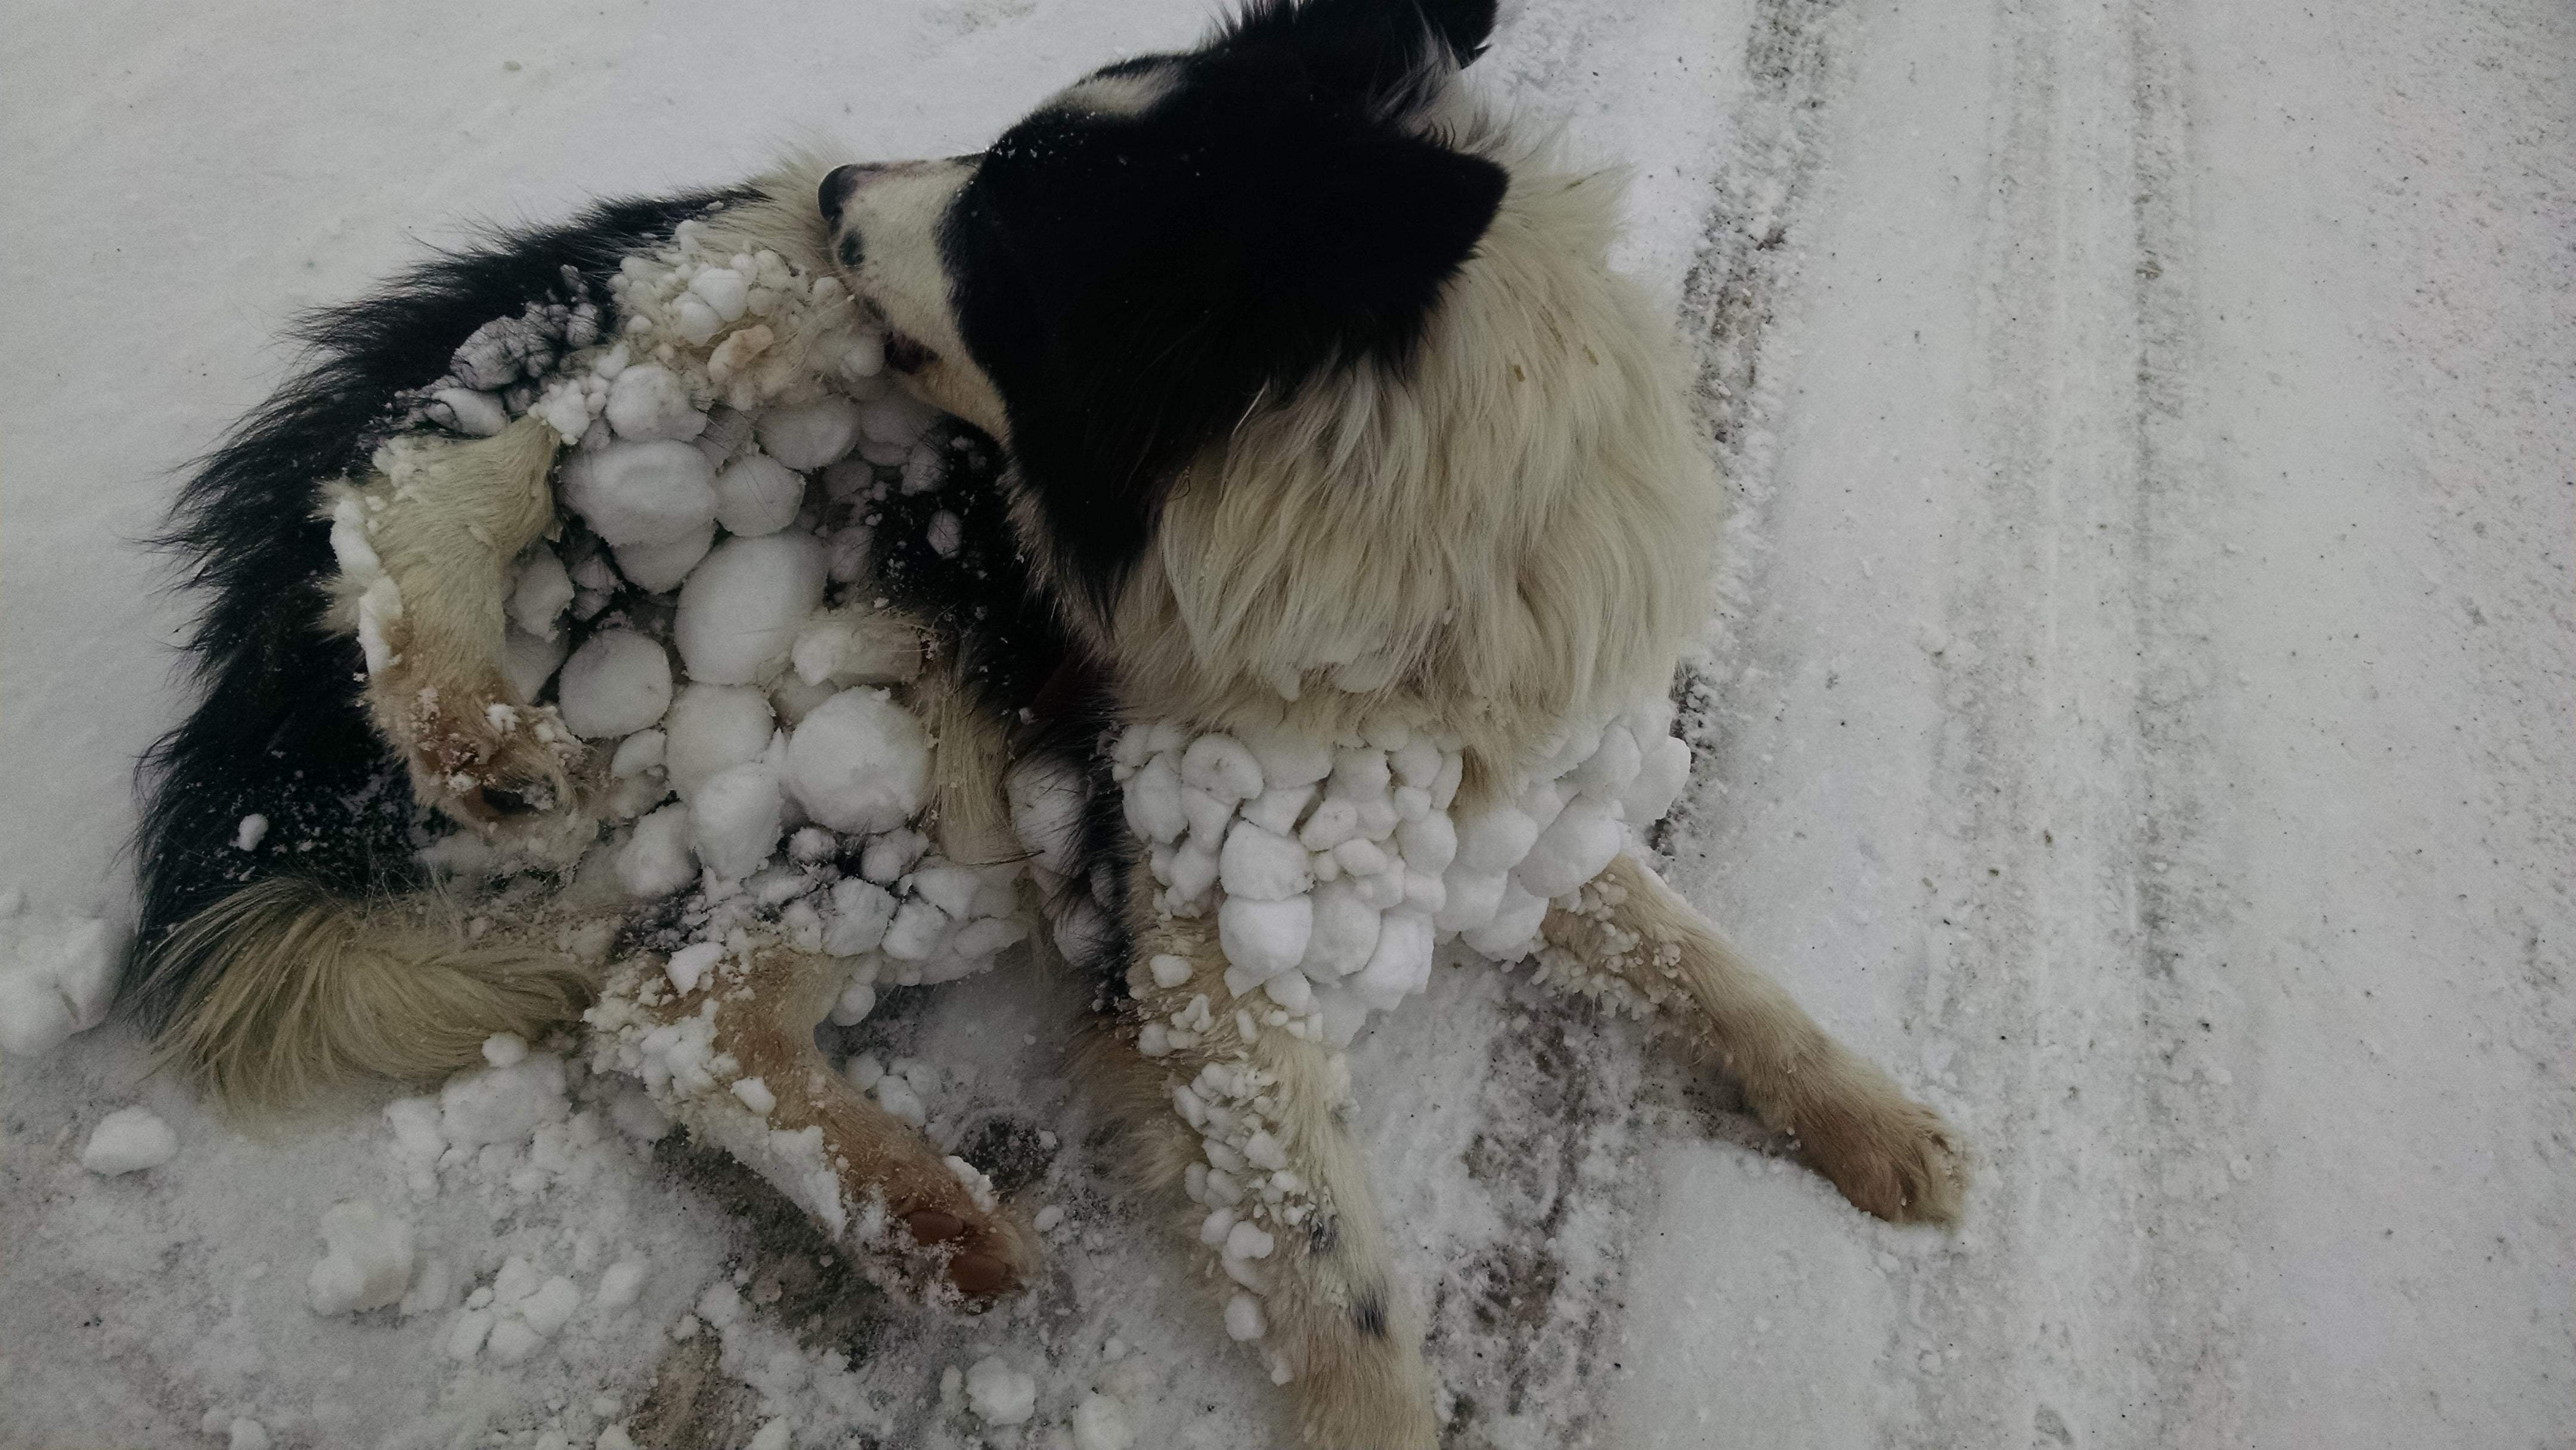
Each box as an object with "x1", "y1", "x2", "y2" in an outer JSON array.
[{"x1": 820, "y1": 0, "x2": 1507, "y2": 608}]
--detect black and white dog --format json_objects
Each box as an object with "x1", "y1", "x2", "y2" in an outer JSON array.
[{"x1": 131, "y1": 3, "x2": 1961, "y2": 1444}]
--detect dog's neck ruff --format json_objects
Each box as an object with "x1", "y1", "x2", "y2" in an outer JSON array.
[{"x1": 1094, "y1": 702, "x2": 1690, "y2": 1049}]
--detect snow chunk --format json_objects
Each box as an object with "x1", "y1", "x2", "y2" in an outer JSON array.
[
  {"x1": 1181, "y1": 735, "x2": 1263, "y2": 802},
  {"x1": 674, "y1": 532, "x2": 828, "y2": 685},
  {"x1": 1218, "y1": 894, "x2": 1311, "y2": 980},
  {"x1": 663, "y1": 684, "x2": 775, "y2": 798},
  {"x1": 508, "y1": 549, "x2": 575, "y2": 640},
  {"x1": 604, "y1": 364, "x2": 706, "y2": 442},
  {"x1": 618, "y1": 804, "x2": 696, "y2": 898},
  {"x1": 596, "y1": 1259, "x2": 649, "y2": 1310},
  {"x1": 665, "y1": 942, "x2": 723, "y2": 996},
  {"x1": 1073, "y1": 1393, "x2": 1135, "y2": 1450},
  {"x1": 787, "y1": 687, "x2": 929, "y2": 834},
  {"x1": 0, "y1": 910, "x2": 122, "y2": 1058},
  {"x1": 439, "y1": 1052, "x2": 568, "y2": 1151},
  {"x1": 964, "y1": 1356, "x2": 1037, "y2": 1426},
  {"x1": 756, "y1": 395, "x2": 864, "y2": 470},
  {"x1": 307, "y1": 1199, "x2": 414, "y2": 1313},
  {"x1": 1515, "y1": 796, "x2": 1623, "y2": 900},
  {"x1": 688, "y1": 763, "x2": 784, "y2": 881},
  {"x1": 1225, "y1": 1292, "x2": 1266, "y2": 1340},
  {"x1": 610, "y1": 520, "x2": 714, "y2": 593},
  {"x1": 80, "y1": 1106, "x2": 178, "y2": 1175},
  {"x1": 519, "y1": 1275, "x2": 583, "y2": 1337},
  {"x1": 711, "y1": 453, "x2": 804, "y2": 537},
  {"x1": 559, "y1": 438, "x2": 717, "y2": 546},
  {"x1": 1219, "y1": 822, "x2": 1311, "y2": 901},
  {"x1": 555, "y1": 629, "x2": 672, "y2": 739}
]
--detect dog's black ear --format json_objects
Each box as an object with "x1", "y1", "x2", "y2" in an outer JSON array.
[
  {"x1": 1241, "y1": 128, "x2": 1507, "y2": 318},
  {"x1": 1223, "y1": 0, "x2": 1499, "y2": 99}
]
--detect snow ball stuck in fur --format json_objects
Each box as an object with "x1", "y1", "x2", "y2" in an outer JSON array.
[
  {"x1": 710, "y1": 452, "x2": 805, "y2": 537},
  {"x1": 662, "y1": 683, "x2": 775, "y2": 798},
  {"x1": 674, "y1": 532, "x2": 828, "y2": 685},
  {"x1": 1225, "y1": 1292, "x2": 1267, "y2": 1341},
  {"x1": 688, "y1": 763, "x2": 784, "y2": 881},
  {"x1": 554, "y1": 629, "x2": 672, "y2": 739},
  {"x1": 964, "y1": 1356, "x2": 1037, "y2": 1426},
  {"x1": 306, "y1": 1199, "x2": 413, "y2": 1313},
  {"x1": 604, "y1": 363, "x2": 706, "y2": 442},
  {"x1": 559, "y1": 438, "x2": 717, "y2": 546},
  {"x1": 1219, "y1": 894, "x2": 1312, "y2": 980},
  {"x1": 611, "y1": 519, "x2": 715, "y2": 593},
  {"x1": 619, "y1": 804, "x2": 696, "y2": 898},
  {"x1": 80, "y1": 1106, "x2": 177, "y2": 1175},
  {"x1": 756, "y1": 395, "x2": 865, "y2": 470},
  {"x1": 787, "y1": 687, "x2": 929, "y2": 835}
]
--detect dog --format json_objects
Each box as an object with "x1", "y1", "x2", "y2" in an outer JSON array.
[{"x1": 129, "y1": 2, "x2": 1964, "y2": 1445}]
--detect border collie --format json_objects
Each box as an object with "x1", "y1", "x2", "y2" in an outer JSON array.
[{"x1": 129, "y1": 3, "x2": 1962, "y2": 1443}]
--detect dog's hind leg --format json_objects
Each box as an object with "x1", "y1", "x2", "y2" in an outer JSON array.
[
  {"x1": 1087, "y1": 867, "x2": 1439, "y2": 1450},
  {"x1": 588, "y1": 938, "x2": 1040, "y2": 1306},
  {"x1": 1538, "y1": 854, "x2": 1967, "y2": 1224},
  {"x1": 325, "y1": 413, "x2": 584, "y2": 846}
]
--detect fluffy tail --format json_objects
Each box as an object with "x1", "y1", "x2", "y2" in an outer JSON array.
[{"x1": 137, "y1": 876, "x2": 593, "y2": 1110}]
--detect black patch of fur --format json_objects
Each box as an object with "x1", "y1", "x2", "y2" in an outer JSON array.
[
  {"x1": 1352, "y1": 1291, "x2": 1389, "y2": 1339},
  {"x1": 933, "y1": 0, "x2": 1508, "y2": 612},
  {"x1": 128, "y1": 187, "x2": 753, "y2": 1031}
]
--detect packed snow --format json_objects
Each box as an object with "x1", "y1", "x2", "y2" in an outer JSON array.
[{"x1": 4, "y1": 4, "x2": 2569, "y2": 1450}]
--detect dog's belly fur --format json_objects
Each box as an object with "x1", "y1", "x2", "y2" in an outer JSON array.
[{"x1": 129, "y1": 5, "x2": 1967, "y2": 1445}]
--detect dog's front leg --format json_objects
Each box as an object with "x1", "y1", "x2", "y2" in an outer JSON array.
[
  {"x1": 324, "y1": 414, "x2": 583, "y2": 839},
  {"x1": 589, "y1": 937, "x2": 1039, "y2": 1304},
  {"x1": 1099, "y1": 861, "x2": 1439, "y2": 1450},
  {"x1": 1540, "y1": 854, "x2": 1967, "y2": 1224}
]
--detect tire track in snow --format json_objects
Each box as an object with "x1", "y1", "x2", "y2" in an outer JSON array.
[{"x1": 1899, "y1": 5, "x2": 2253, "y2": 1445}]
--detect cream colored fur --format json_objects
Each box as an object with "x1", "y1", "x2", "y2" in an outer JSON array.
[
  {"x1": 150, "y1": 876, "x2": 594, "y2": 1111},
  {"x1": 1082, "y1": 145, "x2": 1712, "y2": 800},
  {"x1": 1542, "y1": 856, "x2": 1965, "y2": 1223},
  {"x1": 1089, "y1": 856, "x2": 1439, "y2": 1450}
]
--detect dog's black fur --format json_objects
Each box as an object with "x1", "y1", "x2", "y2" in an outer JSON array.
[{"x1": 933, "y1": 0, "x2": 1506, "y2": 611}]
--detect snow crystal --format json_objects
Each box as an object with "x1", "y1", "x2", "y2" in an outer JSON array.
[
  {"x1": 554, "y1": 629, "x2": 672, "y2": 739},
  {"x1": 674, "y1": 532, "x2": 827, "y2": 685},
  {"x1": 306, "y1": 1199, "x2": 414, "y2": 1313},
  {"x1": 964, "y1": 1355, "x2": 1037, "y2": 1425},
  {"x1": 80, "y1": 1105, "x2": 178, "y2": 1175}
]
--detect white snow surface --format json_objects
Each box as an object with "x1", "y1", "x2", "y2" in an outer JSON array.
[{"x1": 4, "y1": 4, "x2": 2569, "y2": 1450}]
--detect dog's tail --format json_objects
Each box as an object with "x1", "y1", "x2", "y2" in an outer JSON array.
[
  {"x1": 123, "y1": 188, "x2": 753, "y2": 1108},
  {"x1": 138, "y1": 878, "x2": 592, "y2": 1109}
]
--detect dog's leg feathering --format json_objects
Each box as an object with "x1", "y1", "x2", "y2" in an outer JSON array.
[
  {"x1": 588, "y1": 940, "x2": 1040, "y2": 1305},
  {"x1": 1540, "y1": 854, "x2": 1967, "y2": 1224},
  {"x1": 1088, "y1": 867, "x2": 1439, "y2": 1450},
  {"x1": 326, "y1": 413, "x2": 586, "y2": 845}
]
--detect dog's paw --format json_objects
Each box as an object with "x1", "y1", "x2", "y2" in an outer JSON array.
[
  {"x1": 1785, "y1": 1074, "x2": 1967, "y2": 1226},
  {"x1": 392, "y1": 681, "x2": 587, "y2": 834},
  {"x1": 897, "y1": 1201, "x2": 1042, "y2": 1306}
]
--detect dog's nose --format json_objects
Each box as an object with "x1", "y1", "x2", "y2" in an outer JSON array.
[{"x1": 818, "y1": 162, "x2": 877, "y2": 220}]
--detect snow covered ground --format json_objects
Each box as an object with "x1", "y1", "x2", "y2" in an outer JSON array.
[{"x1": 4, "y1": 2, "x2": 2568, "y2": 1447}]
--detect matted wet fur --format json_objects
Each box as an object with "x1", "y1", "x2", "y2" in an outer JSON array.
[{"x1": 129, "y1": 3, "x2": 1964, "y2": 1445}]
